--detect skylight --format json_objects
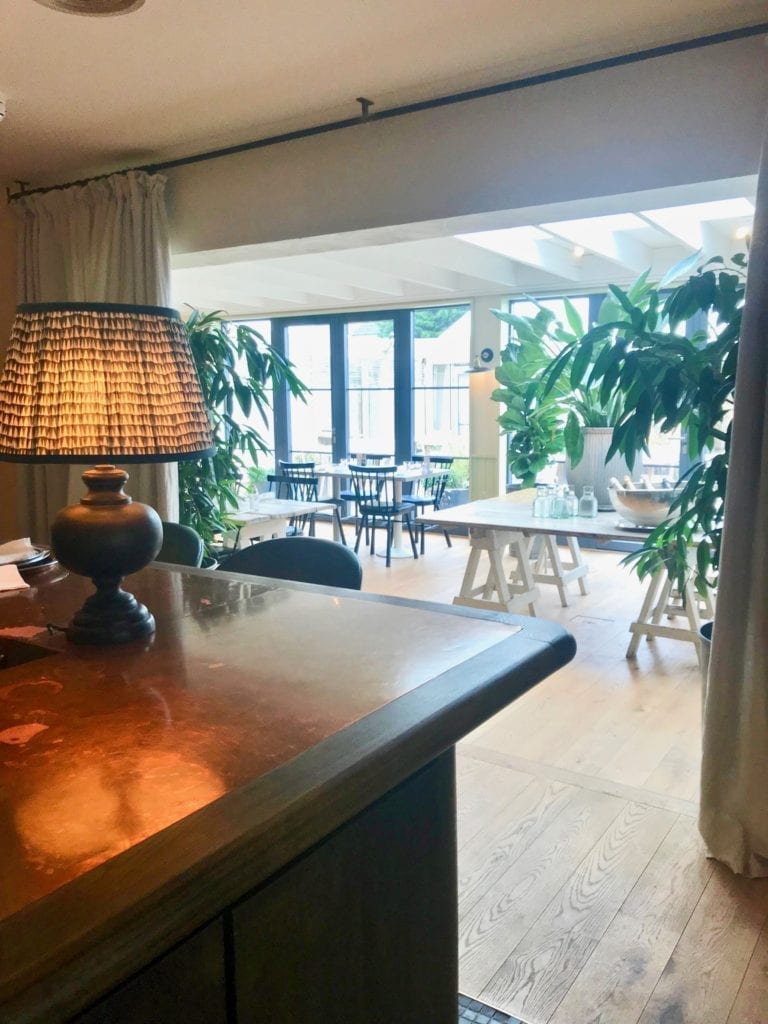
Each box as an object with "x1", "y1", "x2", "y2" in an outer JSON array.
[
  {"x1": 641, "y1": 199, "x2": 755, "y2": 248},
  {"x1": 456, "y1": 226, "x2": 551, "y2": 257}
]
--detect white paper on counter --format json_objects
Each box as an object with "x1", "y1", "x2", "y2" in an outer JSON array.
[{"x1": 0, "y1": 565, "x2": 30, "y2": 591}]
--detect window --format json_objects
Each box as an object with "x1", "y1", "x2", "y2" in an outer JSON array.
[
  {"x1": 345, "y1": 319, "x2": 395, "y2": 457},
  {"x1": 412, "y1": 305, "x2": 470, "y2": 460},
  {"x1": 232, "y1": 304, "x2": 472, "y2": 483},
  {"x1": 285, "y1": 322, "x2": 332, "y2": 462}
]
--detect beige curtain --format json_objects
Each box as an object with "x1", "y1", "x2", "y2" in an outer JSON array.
[
  {"x1": 11, "y1": 170, "x2": 178, "y2": 540},
  {"x1": 699, "y1": 127, "x2": 768, "y2": 876}
]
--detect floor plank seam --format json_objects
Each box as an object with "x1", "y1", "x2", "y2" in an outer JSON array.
[{"x1": 459, "y1": 743, "x2": 699, "y2": 818}]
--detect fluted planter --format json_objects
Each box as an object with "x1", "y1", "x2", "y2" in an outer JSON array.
[{"x1": 566, "y1": 427, "x2": 630, "y2": 510}]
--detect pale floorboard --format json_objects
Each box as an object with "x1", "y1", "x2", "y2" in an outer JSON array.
[{"x1": 317, "y1": 523, "x2": 768, "y2": 1023}]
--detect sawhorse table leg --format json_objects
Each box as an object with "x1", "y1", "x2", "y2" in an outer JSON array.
[
  {"x1": 531, "y1": 534, "x2": 589, "y2": 607},
  {"x1": 453, "y1": 528, "x2": 539, "y2": 616},
  {"x1": 627, "y1": 569, "x2": 711, "y2": 668}
]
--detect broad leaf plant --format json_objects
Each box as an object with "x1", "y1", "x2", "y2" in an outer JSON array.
[
  {"x1": 179, "y1": 309, "x2": 308, "y2": 551},
  {"x1": 490, "y1": 282, "x2": 655, "y2": 487},
  {"x1": 538, "y1": 253, "x2": 747, "y2": 594}
]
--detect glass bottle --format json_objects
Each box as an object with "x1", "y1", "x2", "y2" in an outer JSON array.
[
  {"x1": 579, "y1": 485, "x2": 598, "y2": 518},
  {"x1": 552, "y1": 486, "x2": 568, "y2": 519},
  {"x1": 546, "y1": 485, "x2": 557, "y2": 517},
  {"x1": 532, "y1": 485, "x2": 549, "y2": 517}
]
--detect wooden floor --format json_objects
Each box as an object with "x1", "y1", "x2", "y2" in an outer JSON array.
[{"x1": 343, "y1": 526, "x2": 768, "y2": 1024}]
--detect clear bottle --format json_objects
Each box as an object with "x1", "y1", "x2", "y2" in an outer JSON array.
[
  {"x1": 579, "y1": 485, "x2": 598, "y2": 518},
  {"x1": 565, "y1": 486, "x2": 579, "y2": 517},
  {"x1": 532, "y1": 485, "x2": 549, "y2": 517},
  {"x1": 552, "y1": 487, "x2": 568, "y2": 519}
]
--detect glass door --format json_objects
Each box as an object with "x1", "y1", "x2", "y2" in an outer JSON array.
[
  {"x1": 285, "y1": 322, "x2": 333, "y2": 462},
  {"x1": 345, "y1": 318, "x2": 395, "y2": 459}
]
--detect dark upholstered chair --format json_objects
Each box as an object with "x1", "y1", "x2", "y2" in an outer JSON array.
[
  {"x1": 218, "y1": 536, "x2": 363, "y2": 590},
  {"x1": 157, "y1": 521, "x2": 205, "y2": 567}
]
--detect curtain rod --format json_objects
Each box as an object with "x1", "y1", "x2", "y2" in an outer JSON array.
[{"x1": 8, "y1": 21, "x2": 768, "y2": 203}]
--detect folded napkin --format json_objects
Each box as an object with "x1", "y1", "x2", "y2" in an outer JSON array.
[
  {"x1": 0, "y1": 538, "x2": 36, "y2": 566},
  {"x1": 0, "y1": 565, "x2": 30, "y2": 592}
]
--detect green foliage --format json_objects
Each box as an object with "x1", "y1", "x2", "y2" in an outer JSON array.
[
  {"x1": 243, "y1": 464, "x2": 270, "y2": 491},
  {"x1": 178, "y1": 309, "x2": 308, "y2": 550},
  {"x1": 445, "y1": 457, "x2": 470, "y2": 489},
  {"x1": 374, "y1": 305, "x2": 468, "y2": 340},
  {"x1": 414, "y1": 306, "x2": 468, "y2": 337},
  {"x1": 491, "y1": 295, "x2": 629, "y2": 486},
  {"x1": 540, "y1": 254, "x2": 747, "y2": 592}
]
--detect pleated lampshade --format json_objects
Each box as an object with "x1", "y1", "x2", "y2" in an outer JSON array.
[
  {"x1": 0, "y1": 302, "x2": 215, "y2": 645},
  {"x1": 0, "y1": 302, "x2": 213, "y2": 462}
]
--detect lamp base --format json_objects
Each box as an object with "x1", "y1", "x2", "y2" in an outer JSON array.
[
  {"x1": 66, "y1": 577, "x2": 156, "y2": 645},
  {"x1": 51, "y1": 466, "x2": 163, "y2": 646}
]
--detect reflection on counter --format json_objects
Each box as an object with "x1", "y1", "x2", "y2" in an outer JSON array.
[{"x1": 16, "y1": 750, "x2": 225, "y2": 867}]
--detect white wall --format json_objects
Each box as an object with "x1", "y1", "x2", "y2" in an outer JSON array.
[{"x1": 168, "y1": 36, "x2": 768, "y2": 257}]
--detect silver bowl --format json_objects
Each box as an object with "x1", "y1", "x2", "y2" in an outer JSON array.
[{"x1": 608, "y1": 486, "x2": 676, "y2": 528}]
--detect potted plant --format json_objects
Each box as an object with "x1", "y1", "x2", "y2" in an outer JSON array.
[
  {"x1": 490, "y1": 258, "x2": 709, "y2": 506},
  {"x1": 491, "y1": 294, "x2": 640, "y2": 505},
  {"x1": 241, "y1": 465, "x2": 273, "y2": 508},
  {"x1": 441, "y1": 458, "x2": 470, "y2": 508},
  {"x1": 179, "y1": 309, "x2": 307, "y2": 553},
  {"x1": 539, "y1": 252, "x2": 747, "y2": 671}
]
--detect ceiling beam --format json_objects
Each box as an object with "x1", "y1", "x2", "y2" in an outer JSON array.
[
  {"x1": 457, "y1": 230, "x2": 582, "y2": 281},
  {"x1": 253, "y1": 263, "x2": 358, "y2": 302},
  {"x1": 285, "y1": 254, "x2": 407, "y2": 298},
  {"x1": 173, "y1": 273, "x2": 311, "y2": 309},
  {"x1": 330, "y1": 247, "x2": 460, "y2": 292},
  {"x1": 541, "y1": 224, "x2": 652, "y2": 273},
  {"x1": 404, "y1": 238, "x2": 518, "y2": 289}
]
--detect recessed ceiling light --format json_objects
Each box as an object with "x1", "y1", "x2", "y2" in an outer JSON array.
[
  {"x1": 735, "y1": 225, "x2": 751, "y2": 240},
  {"x1": 33, "y1": 0, "x2": 145, "y2": 15},
  {"x1": 572, "y1": 245, "x2": 585, "y2": 259}
]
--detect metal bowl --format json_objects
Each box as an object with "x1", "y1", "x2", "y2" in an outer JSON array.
[{"x1": 608, "y1": 486, "x2": 676, "y2": 528}]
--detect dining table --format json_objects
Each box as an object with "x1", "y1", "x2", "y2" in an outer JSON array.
[
  {"x1": 420, "y1": 492, "x2": 713, "y2": 663},
  {"x1": 228, "y1": 497, "x2": 335, "y2": 548},
  {"x1": 315, "y1": 462, "x2": 449, "y2": 555}
]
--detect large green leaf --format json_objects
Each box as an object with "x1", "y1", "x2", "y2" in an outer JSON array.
[
  {"x1": 562, "y1": 296, "x2": 585, "y2": 338},
  {"x1": 563, "y1": 411, "x2": 585, "y2": 466}
]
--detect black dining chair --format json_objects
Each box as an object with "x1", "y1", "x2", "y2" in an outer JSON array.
[
  {"x1": 279, "y1": 460, "x2": 347, "y2": 545},
  {"x1": 265, "y1": 472, "x2": 319, "y2": 538},
  {"x1": 404, "y1": 457, "x2": 454, "y2": 554},
  {"x1": 218, "y1": 536, "x2": 363, "y2": 590},
  {"x1": 156, "y1": 521, "x2": 205, "y2": 567},
  {"x1": 339, "y1": 454, "x2": 394, "y2": 533},
  {"x1": 349, "y1": 464, "x2": 418, "y2": 567}
]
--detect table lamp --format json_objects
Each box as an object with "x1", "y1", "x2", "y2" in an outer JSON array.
[{"x1": 0, "y1": 301, "x2": 214, "y2": 645}]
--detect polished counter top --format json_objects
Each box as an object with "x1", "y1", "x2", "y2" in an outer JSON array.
[{"x1": 0, "y1": 565, "x2": 575, "y2": 1021}]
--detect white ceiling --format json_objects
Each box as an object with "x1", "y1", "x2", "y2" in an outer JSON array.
[
  {"x1": 2, "y1": 0, "x2": 766, "y2": 187},
  {"x1": 171, "y1": 185, "x2": 756, "y2": 316}
]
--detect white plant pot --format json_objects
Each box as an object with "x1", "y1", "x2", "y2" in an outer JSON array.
[{"x1": 566, "y1": 427, "x2": 630, "y2": 510}]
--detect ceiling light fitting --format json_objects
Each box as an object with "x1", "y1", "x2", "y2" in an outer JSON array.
[{"x1": 33, "y1": 0, "x2": 145, "y2": 15}]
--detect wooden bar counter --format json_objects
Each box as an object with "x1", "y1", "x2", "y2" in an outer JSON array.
[{"x1": 0, "y1": 564, "x2": 575, "y2": 1023}]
